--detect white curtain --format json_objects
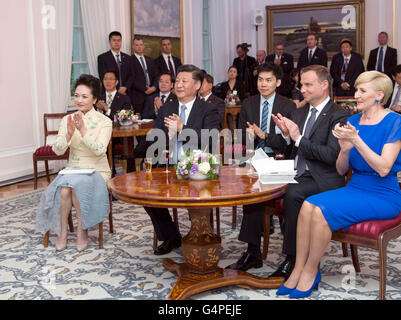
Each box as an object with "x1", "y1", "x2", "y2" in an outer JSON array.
[
  {"x1": 80, "y1": 0, "x2": 112, "y2": 78},
  {"x1": 209, "y1": 0, "x2": 255, "y2": 84},
  {"x1": 45, "y1": 0, "x2": 74, "y2": 113}
]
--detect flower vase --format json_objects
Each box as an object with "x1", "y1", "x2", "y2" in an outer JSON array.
[
  {"x1": 119, "y1": 119, "x2": 133, "y2": 126},
  {"x1": 189, "y1": 171, "x2": 208, "y2": 181}
]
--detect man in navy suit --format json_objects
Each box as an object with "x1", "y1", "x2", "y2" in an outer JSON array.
[
  {"x1": 297, "y1": 34, "x2": 328, "y2": 69},
  {"x1": 130, "y1": 36, "x2": 159, "y2": 115},
  {"x1": 330, "y1": 39, "x2": 364, "y2": 97},
  {"x1": 97, "y1": 31, "x2": 133, "y2": 100},
  {"x1": 367, "y1": 31, "x2": 398, "y2": 79},
  {"x1": 266, "y1": 43, "x2": 294, "y2": 98},
  {"x1": 154, "y1": 38, "x2": 182, "y2": 77},
  {"x1": 144, "y1": 65, "x2": 220, "y2": 255},
  {"x1": 226, "y1": 62, "x2": 296, "y2": 272}
]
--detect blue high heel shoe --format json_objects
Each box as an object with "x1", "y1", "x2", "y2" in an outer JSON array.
[
  {"x1": 276, "y1": 284, "x2": 295, "y2": 296},
  {"x1": 289, "y1": 271, "x2": 321, "y2": 299}
]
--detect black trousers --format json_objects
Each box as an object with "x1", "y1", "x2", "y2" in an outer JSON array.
[
  {"x1": 144, "y1": 207, "x2": 181, "y2": 241},
  {"x1": 238, "y1": 202, "x2": 265, "y2": 247},
  {"x1": 282, "y1": 173, "x2": 320, "y2": 256}
]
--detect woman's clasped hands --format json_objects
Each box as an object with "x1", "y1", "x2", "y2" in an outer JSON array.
[{"x1": 67, "y1": 113, "x2": 87, "y2": 139}]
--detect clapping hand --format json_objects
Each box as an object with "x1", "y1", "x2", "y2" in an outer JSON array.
[
  {"x1": 154, "y1": 97, "x2": 163, "y2": 113},
  {"x1": 67, "y1": 115, "x2": 76, "y2": 137},
  {"x1": 96, "y1": 100, "x2": 108, "y2": 113},
  {"x1": 332, "y1": 122, "x2": 358, "y2": 152},
  {"x1": 271, "y1": 113, "x2": 289, "y2": 136},
  {"x1": 164, "y1": 114, "x2": 183, "y2": 138},
  {"x1": 246, "y1": 122, "x2": 266, "y2": 140}
]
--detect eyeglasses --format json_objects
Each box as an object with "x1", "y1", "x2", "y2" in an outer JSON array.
[{"x1": 104, "y1": 78, "x2": 117, "y2": 81}]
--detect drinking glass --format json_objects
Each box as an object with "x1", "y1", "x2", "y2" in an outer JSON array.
[
  {"x1": 246, "y1": 149, "x2": 255, "y2": 175},
  {"x1": 144, "y1": 157, "x2": 152, "y2": 173},
  {"x1": 162, "y1": 150, "x2": 169, "y2": 173}
]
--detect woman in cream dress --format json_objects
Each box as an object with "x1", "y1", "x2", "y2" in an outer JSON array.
[{"x1": 36, "y1": 74, "x2": 112, "y2": 252}]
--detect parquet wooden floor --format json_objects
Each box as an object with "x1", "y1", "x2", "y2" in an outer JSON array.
[{"x1": 0, "y1": 175, "x2": 57, "y2": 199}]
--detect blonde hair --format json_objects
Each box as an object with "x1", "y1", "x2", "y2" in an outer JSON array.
[{"x1": 354, "y1": 71, "x2": 393, "y2": 105}]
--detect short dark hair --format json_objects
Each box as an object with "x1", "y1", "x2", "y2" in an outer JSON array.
[
  {"x1": 204, "y1": 74, "x2": 214, "y2": 85},
  {"x1": 256, "y1": 62, "x2": 283, "y2": 80},
  {"x1": 176, "y1": 64, "x2": 204, "y2": 83},
  {"x1": 340, "y1": 39, "x2": 353, "y2": 47},
  {"x1": 379, "y1": 31, "x2": 389, "y2": 38},
  {"x1": 103, "y1": 70, "x2": 118, "y2": 80},
  {"x1": 392, "y1": 64, "x2": 401, "y2": 76},
  {"x1": 74, "y1": 74, "x2": 101, "y2": 101},
  {"x1": 228, "y1": 65, "x2": 238, "y2": 73},
  {"x1": 160, "y1": 37, "x2": 171, "y2": 44},
  {"x1": 159, "y1": 72, "x2": 175, "y2": 83},
  {"x1": 301, "y1": 65, "x2": 332, "y2": 84},
  {"x1": 109, "y1": 31, "x2": 122, "y2": 40},
  {"x1": 133, "y1": 35, "x2": 144, "y2": 42}
]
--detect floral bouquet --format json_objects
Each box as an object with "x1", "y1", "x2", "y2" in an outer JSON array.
[
  {"x1": 114, "y1": 109, "x2": 135, "y2": 126},
  {"x1": 340, "y1": 101, "x2": 358, "y2": 114},
  {"x1": 224, "y1": 91, "x2": 240, "y2": 105},
  {"x1": 174, "y1": 149, "x2": 221, "y2": 180}
]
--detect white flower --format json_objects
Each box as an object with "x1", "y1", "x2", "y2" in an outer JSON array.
[{"x1": 198, "y1": 162, "x2": 211, "y2": 175}]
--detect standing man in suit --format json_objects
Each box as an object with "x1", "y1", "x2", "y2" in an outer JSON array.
[
  {"x1": 199, "y1": 73, "x2": 226, "y2": 126},
  {"x1": 142, "y1": 72, "x2": 177, "y2": 120},
  {"x1": 367, "y1": 32, "x2": 398, "y2": 79},
  {"x1": 297, "y1": 34, "x2": 328, "y2": 69},
  {"x1": 233, "y1": 43, "x2": 257, "y2": 95},
  {"x1": 266, "y1": 43, "x2": 294, "y2": 98},
  {"x1": 251, "y1": 50, "x2": 267, "y2": 95},
  {"x1": 225, "y1": 63, "x2": 296, "y2": 271},
  {"x1": 267, "y1": 65, "x2": 349, "y2": 280},
  {"x1": 131, "y1": 36, "x2": 159, "y2": 115},
  {"x1": 154, "y1": 38, "x2": 182, "y2": 77},
  {"x1": 97, "y1": 31, "x2": 133, "y2": 101},
  {"x1": 330, "y1": 39, "x2": 365, "y2": 97},
  {"x1": 390, "y1": 65, "x2": 401, "y2": 114},
  {"x1": 144, "y1": 65, "x2": 220, "y2": 255}
]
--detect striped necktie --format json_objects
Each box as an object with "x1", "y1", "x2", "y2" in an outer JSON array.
[
  {"x1": 115, "y1": 54, "x2": 122, "y2": 85},
  {"x1": 140, "y1": 56, "x2": 150, "y2": 86},
  {"x1": 257, "y1": 101, "x2": 269, "y2": 149},
  {"x1": 377, "y1": 47, "x2": 384, "y2": 72}
]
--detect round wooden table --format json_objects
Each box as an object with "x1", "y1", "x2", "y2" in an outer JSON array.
[{"x1": 108, "y1": 166, "x2": 287, "y2": 300}]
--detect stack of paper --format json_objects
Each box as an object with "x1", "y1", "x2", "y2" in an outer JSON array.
[
  {"x1": 137, "y1": 119, "x2": 153, "y2": 124},
  {"x1": 250, "y1": 149, "x2": 298, "y2": 184},
  {"x1": 59, "y1": 167, "x2": 96, "y2": 175}
]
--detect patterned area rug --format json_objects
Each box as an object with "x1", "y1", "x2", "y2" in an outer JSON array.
[{"x1": 0, "y1": 190, "x2": 400, "y2": 300}]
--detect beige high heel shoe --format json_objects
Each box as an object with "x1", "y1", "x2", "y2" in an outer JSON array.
[{"x1": 55, "y1": 236, "x2": 67, "y2": 252}]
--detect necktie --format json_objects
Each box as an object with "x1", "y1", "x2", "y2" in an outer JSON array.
[
  {"x1": 115, "y1": 54, "x2": 122, "y2": 86},
  {"x1": 167, "y1": 56, "x2": 175, "y2": 76},
  {"x1": 175, "y1": 105, "x2": 187, "y2": 163},
  {"x1": 257, "y1": 101, "x2": 269, "y2": 149},
  {"x1": 161, "y1": 95, "x2": 166, "y2": 104},
  {"x1": 107, "y1": 93, "x2": 113, "y2": 107},
  {"x1": 296, "y1": 107, "x2": 318, "y2": 177},
  {"x1": 377, "y1": 47, "x2": 384, "y2": 72},
  {"x1": 391, "y1": 86, "x2": 401, "y2": 109},
  {"x1": 140, "y1": 56, "x2": 150, "y2": 86},
  {"x1": 308, "y1": 50, "x2": 313, "y2": 64},
  {"x1": 341, "y1": 58, "x2": 349, "y2": 82}
]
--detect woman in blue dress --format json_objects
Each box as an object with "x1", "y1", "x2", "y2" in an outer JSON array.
[{"x1": 277, "y1": 71, "x2": 401, "y2": 298}]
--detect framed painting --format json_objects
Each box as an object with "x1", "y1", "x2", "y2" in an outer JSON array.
[
  {"x1": 130, "y1": 0, "x2": 183, "y2": 61},
  {"x1": 266, "y1": 0, "x2": 365, "y2": 60}
]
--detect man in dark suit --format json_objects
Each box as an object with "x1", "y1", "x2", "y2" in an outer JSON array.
[
  {"x1": 297, "y1": 34, "x2": 328, "y2": 69},
  {"x1": 144, "y1": 65, "x2": 220, "y2": 255},
  {"x1": 225, "y1": 63, "x2": 296, "y2": 271},
  {"x1": 266, "y1": 43, "x2": 294, "y2": 98},
  {"x1": 268, "y1": 65, "x2": 349, "y2": 280},
  {"x1": 233, "y1": 43, "x2": 257, "y2": 95},
  {"x1": 199, "y1": 73, "x2": 226, "y2": 127},
  {"x1": 154, "y1": 38, "x2": 182, "y2": 77},
  {"x1": 97, "y1": 31, "x2": 133, "y2": 101},
  {"x1": 95, "y1": 70, "x2": 135, "y2": 174},
  {"x1": 330, "y1": 39, "x2": 365, "y2": 97},
  {"x1": 367, "y1": 31, "x2": 398, "y2": 79},
  {"x1": 130, "y1": 36, "x2": 159, "y2": 115}
]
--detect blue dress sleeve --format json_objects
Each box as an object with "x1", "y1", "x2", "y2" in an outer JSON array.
[{"x1": 385, "y1": 114, "x2": 401, "y2": 144}]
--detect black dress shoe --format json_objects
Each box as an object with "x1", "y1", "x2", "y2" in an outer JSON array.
[
  {"x1": 154, "y1": 237, "x2": 181, "y2": 255},
  {"x1": 225, "y1": 252, "x2": 263, "y2": 271},
  {"x1": 268, "y1": 258, "x2": 295, "y2": 280}
]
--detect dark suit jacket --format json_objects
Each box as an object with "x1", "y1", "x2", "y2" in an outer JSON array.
[
  {"x1": 218, "y1": 80, "x2": 246, "y2": 102},
  {"x1": 154, "y1": 55, "x2": 182, "y2": 76},
  {"x1": 97, "y1": 51, "x2": 133, "y2": 91},
  {"x1": 367, "y1": 46, "x2": 398, "y2": 78},
  {"x1": 330, "y1": 52, "x2": 365, "y2": 96},
  {"x1": 142, "y1": 92, "x2": 177, "y2": 120},
  {"x1": 205, "y1": 94, "x2": 226, "y2": 127},
  {"x1": 289, "y1": 100, "x2": 349, "y2": 191},
  {"x1": 266, "y1": 53, "x2": 294, "y2": 98},
  {"x1": 233, "y1": 55, "x2": 257, "y2": 93},
  {"x1": 297, "y1": 47, "x2": 328, "y2": 69},
  {"x1": 130, "y1": 55, "x2": 160, "y2": 113},
  {"x1": 153, "y1": 97, "x2": 220, "y2": 151},
  {"x1": 239, "y1": 94, "x2": 296, "y2": 154},
  {"x1": 97, "y1": 92, "x2": 132, "y2": 120}
]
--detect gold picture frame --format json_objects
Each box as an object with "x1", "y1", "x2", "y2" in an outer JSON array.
[
  {"x1": 266, "y1": 0, "x2": 365, "y2": 61},
  {"x1": 130, "y1": 0, "x2": 183, "y2": 61}
]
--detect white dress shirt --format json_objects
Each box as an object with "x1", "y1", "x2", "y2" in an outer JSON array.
[{"x1": 162, "y1": 53, "x2": 175, "y2": 75}]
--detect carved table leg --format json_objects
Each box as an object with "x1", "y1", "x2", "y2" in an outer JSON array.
[{"x1": 163, "y1": 208, "x2": 284, "y2": 300}]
